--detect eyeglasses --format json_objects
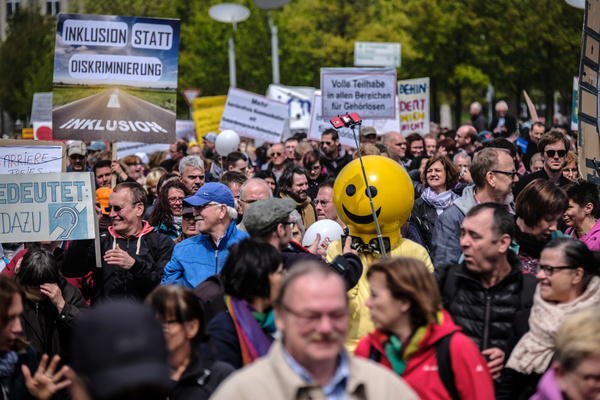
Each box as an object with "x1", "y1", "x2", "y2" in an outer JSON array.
[
  {"x1": 281, "y1": 221, "x2": 296, "y2": 228},
  {"x1": 538, "y1": 264, "x2": 578, "y2": 276},
  {"x1": 281, "y1": 304, "x2": 347, "y2": 327},
  {"x1": 491, "y1": 170, "x2": 519, "y2": 179},
  {"x1": 69, "y1": 154, "x2": 86, "y2": 160},
  {"x1": 545, "y1": 150, "x2": 567, "y2": 158},
  {"x1": 272, "y1": 152, "x2": 283, "y2": 157},
  {"x1": 240, "y1": 199, "x2": 258, "y2": 205},
  {"x1": 168, "y1": 197, "x2": 184, "y2": 204},
  {"x1": 105, "y1": 202, "x2": 140, "y2": 213},
  {"x1": 313, "y1": 200, "x2": 331, "y2": 206}
]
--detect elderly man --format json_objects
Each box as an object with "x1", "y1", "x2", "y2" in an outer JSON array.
[
  {"x1": 179, "y1": 156, "x2": 205, "y2": 195},
  {"x1": 62, "y1": 182, "x2": 175, "y2": 303},
  {"x1": 437, "y1": 204, "x2": 537, "y2": 379},
  {"x1": 266, "y1": 142, "x2": 289, "y2": 182},
  {"x1": 513, "y1": 129, "x2": 571, "y2": 199},
  {"x1": 210, "y1": 263, "x2": 417, "y2": 400},
  {"x1": 162, "y1": 182, "x2": 249, "y2": 288},
  {"x1": 173, "y1": 206, "x2": 199, "y2": 244},
  {"x1": 470, "y1": 101, "x2": 487, "y2": 133},
  {"x1": 278, "y1": 164, "x2": 317, "y2": 230},
  {"x1": 431, "y1": 147, "x2": 519, "y2": 267},
  {"x1": 453, "y1": 151, "x2": 473, "y2": 184},
  {"x1": 490, "y1": 100, "x2": 517, "y2": 138},
  {"x1": 314, "y1": 180, "x2": 345, "y2": 229},
  {"x1": 237, "y1": 178, "x2": 272, "y2": 232}
]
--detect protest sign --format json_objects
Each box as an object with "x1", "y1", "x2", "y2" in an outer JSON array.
[
  {"x1": 176, "y1": 120, "x2": 196, "y2": 141},
  {"x1": 572, "y1": 77, "x2": 579, "y2": 132},
  {"x1": 397, "y1": 77, "x2": 430, "y2": 136},
  {"x1": 0, "y1": 172, "x2": 96, "y2": 243},
  {"x1": 219, "y1": 88, "x2": 288, "y2": 143},
  {"x1": 320, "y1": 68, "x2": 396, "y2": 119},
  {"x1": 0, "y1": 139, "x2": 65, "y2": 174},
  {"x1": 193, "y1": 95, "x2": 227, "y2": 111},
  {"x1": 193, "y1": 106, "x2": 224, "y2": 137},
  {"x1": 116, "y1": 142, "x2": 169, "y2": 159},
  {"x1": 266, "y1": 84, "x2": 316, "y2": 130},
  {"x1": 33, "y1": 122, "x2": 53, "y2": 141},
  {"x1": 52, "y1": 14, "x2": 180, "y2": 143},
  {"x1": 31, "y1": 93, "x2": 53, "y2": 123}
]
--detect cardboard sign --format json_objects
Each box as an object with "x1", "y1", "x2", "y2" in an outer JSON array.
[
  {"x1": 397, "y1": 77, "x2": 430, "y2": 136},
  {"x1": 193, "y1": 95, "x2": 227, "y2": 111},
  {"x1": 0, "y1": 139, "x2": 66, "y2": 174},
  {"x1": 219, "y1": 87, "x2": 288, "y2": 143},
  {"x1": 52, "y1": 14, "x2": 180, "y2": 143},
  {"x1": 320, "y1": 67, "x2": 396, "y2": 119},
  {"x1": 193, "y1": 106, "x2": 224, "y2": 137},
  {"x1": 0, "y1": 172, "x2": 96, "y2": 242}
]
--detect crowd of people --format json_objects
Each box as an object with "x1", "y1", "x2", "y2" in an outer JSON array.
[{"x1": 0, "y1": 101, "x2": 599, "y2": 400}]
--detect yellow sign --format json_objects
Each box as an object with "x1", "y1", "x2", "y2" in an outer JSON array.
[
  {"x1": 22, "y1": 128, "x2": 34, "y2": 140},
  {"x1": 192, "y1": 105, "x2": 224, "y2": 139},
  {"x1": 193, "y1": 95, "x2": 227, "y2": 111}
]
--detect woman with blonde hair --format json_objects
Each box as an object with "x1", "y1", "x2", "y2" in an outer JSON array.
[{"x1": 355, "y1": 258, "x2": 493, "y2": 399}]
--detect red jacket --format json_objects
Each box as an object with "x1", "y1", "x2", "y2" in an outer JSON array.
[{"x1": 355, "y1": 310, "x2": 494, "y2": 400}]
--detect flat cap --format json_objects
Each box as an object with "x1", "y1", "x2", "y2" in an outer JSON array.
[{"x1": 243, "y1": 198, "x2": 296, "y2": 237}]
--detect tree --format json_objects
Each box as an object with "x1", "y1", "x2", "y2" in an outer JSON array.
[{"x1": 0, "y1": 8, "x2": 55, "y2": 120}]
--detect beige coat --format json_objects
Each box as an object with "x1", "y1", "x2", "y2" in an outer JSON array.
[{"x1": 209, "y1": 341, "x2": 418, "y2": 400}]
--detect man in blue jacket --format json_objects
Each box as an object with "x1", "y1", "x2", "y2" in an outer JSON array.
[{"x1": 162, "y1": 182, "x2": 249, "y2": 288}]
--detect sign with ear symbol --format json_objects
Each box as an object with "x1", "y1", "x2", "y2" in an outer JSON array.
[{"x1": 333, "y1": 155, "x2": 414, "y2": 246}]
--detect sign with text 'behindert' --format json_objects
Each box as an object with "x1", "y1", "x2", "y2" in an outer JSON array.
[
  {"x1": 320, "y1": 68, "x2": 396, "y2": 119},
  {"x1": 52, "y1": 14, "x2": 180, "y2": 143},
  {"x1": 397, "y1": 77, "x2": 430, "y2": 136},
  {"x1": 219, "y1": 88, "x2": 288, "y2": 144},
  {"x1": 0, "y1": 172, "x2": 96, "y2": 243}
]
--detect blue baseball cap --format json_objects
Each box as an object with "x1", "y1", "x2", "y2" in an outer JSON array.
[{"x1": 184, "y1": 182, "x2": 235, "y2": 208}]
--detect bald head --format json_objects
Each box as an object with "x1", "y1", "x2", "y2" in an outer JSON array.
[
  {"x1": 384, "y1": 131, "x2": 407, "y2": 162},
  {"x1": 239, "y1": 178, "x2": 273, "y2": 214}
]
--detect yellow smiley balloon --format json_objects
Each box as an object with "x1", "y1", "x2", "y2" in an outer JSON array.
[{"x1": 333, "y1": 155, "x2": 414, "y2": 248}]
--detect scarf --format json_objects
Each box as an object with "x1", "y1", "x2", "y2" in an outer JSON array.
[
  {"x1": 280, "y1": 193, "x2": 317, "y2": 230},
  {"x1": 421, "y1": 187, "x2": 459, "y2": 215},
  {"x1": 224, "y1": 295, "x2": 273, "y2": 366},
  {"x1": 0, "y1": 350, "x2": 18, "y2": 392},
  {"x1": 384, "y1": 311, "x2": 444, "y2": 375},
  {"x1": 506, "y1": 276, "x2": 600, "y2": 374}
]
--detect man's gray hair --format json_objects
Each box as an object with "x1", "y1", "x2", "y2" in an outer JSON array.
[
  {"x1": 453, "y1": 151, "x2": 472, "y2": 165},
  {"x1": 471, "y1": 102, "x2": 482, "y2": 113},
  {"x1": 226, "y1": 206, "x2": 238, "y2": 221},
  {"x1": 179, "y1": 156, "x2": 204, "y2": 175},
  {"x1": 289, "y1": 210, "x2": 305, "y2": 237},
  {"x1": 495, "y1": 100, "x2": 508, "y2": 112}
]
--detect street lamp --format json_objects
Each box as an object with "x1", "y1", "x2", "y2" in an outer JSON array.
[
  {"x1": 253, "y1": 0, "x2": 292, "y2": 85},
  {"x1": 209, "y1": 3, "x2": 251, "y2": 88},
  {"x1": 565, "y1": 0, "x2": 585, "y2": 8}
]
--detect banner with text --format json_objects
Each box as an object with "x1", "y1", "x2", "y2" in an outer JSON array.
[
  {"x1": 52, "y1": 13, "x2": 180, "y2": 143},
  {"x1": 266, "y1": 84, "x2": 316, "y2": 131},
  {"x1": 320, "y1": 67, "x2": 396, "y2": 119},
  {"x1": 219, "y1": 88, "x2": 288, "y2": 143},
  {"x1": 0, "y1": 140, "x2": 66, "y2": 174},
  {"x1": 0, "y1": 172, "x2": 96, "y2": 243},
  {"x1": 397, "y1": 77, "x2": 430, "y2": 136}
]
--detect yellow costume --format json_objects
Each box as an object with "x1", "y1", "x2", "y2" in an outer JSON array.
[{"x1": 328, "y1": 156, "x2": 433, "y2": 352}]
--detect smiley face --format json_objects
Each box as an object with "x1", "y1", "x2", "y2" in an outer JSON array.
[{"x1": 333, "y1": 156, "x2": 414, "y2": 236}]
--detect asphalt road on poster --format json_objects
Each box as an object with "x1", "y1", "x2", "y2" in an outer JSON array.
[{"x1": 53, "y1": 88, "x2": 175, "y2": 143}]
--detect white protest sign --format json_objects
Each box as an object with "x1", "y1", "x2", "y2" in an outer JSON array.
[
  {"x1": 266, "y1": 84, "x2": 316, "y2": 130},
  {"x1": 308, "y1": 94, "x2": 371, "y2": 148},
  {"x1": 31, "y1": 93, "x2": 53, "y2": 123},
  {"x1": 53, "y1": 14, "x2": 180, "y2": 143},
  {"x1": 320, "y1": 68, "x2": 396, "y2": 119},
  {"x1": 0, "y1": 172, "x2": 96, "y2": 242},
  {"x1": 116, "y1": 142, "x2": 169, "y2": 159},
  {"x1": 0, "y1": 139, "x2": 65, "y2": 174},
  {"x1": 398, "y1": 77, "x2": 430, "y2": 136},
  {"x1": 219, "y1": 87, "x2": 288, "y2": 144}
]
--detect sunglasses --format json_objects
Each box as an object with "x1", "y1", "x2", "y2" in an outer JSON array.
[
  {"x1": 272, "y1": 152, "x2": 283, "y2": 157},
  {"x1": 104, "y1": 202, "x2": 140, "y2": 213},
  {"x1": 545, "y1": 150, "x2": 567, "y2": 158},
  {"x1": 69, "y1": 154, "x2": 86, "y2": 160}
]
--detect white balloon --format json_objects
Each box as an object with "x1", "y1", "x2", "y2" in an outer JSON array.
[
  {"x1": 302, "y1": 219, "x2": 344, "y2": 250},
  {"x1": 215, "y1": 130, "x2": 240, "y2": 156}
]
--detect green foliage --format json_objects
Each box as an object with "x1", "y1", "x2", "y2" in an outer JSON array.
[{"x1": 0, "y1": 8, "x2": 55, "y2": 119}]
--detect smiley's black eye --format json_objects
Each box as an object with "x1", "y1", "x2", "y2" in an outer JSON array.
[
  {"x1": 365, "y1": 186, "x2": 378, "y2": 198},
  {"x1": 346, "y1": 184, "x2": 356, "y2": 197}
]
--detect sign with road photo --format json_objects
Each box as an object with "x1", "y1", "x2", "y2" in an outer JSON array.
[
  {"x1": 0, "y1": 172, "x2": 96, "y2": 243},
  {"x1": 52, "y1": 13, "x2": 180, "y2": 143}
]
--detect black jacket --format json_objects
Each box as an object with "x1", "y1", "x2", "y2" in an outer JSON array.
[
  {"x1": 436, "y1": 251, "x2": 537, "y2": 352},
  {"x1": 62, "y1": 224, "x2": 175, "y2": 304},
  {"x1": 409, "y1": 197, "x2": 439, "y2": 253},
  {"x1": 169, "y1": 354, "x2": 234, "y2": 400},
  {"x1": 21, "y1": 282, "x2": 88, "y2": 363},
  {"x1": 512, "y1": 168, "x2": 572, "y2": 200}
]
